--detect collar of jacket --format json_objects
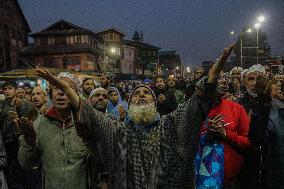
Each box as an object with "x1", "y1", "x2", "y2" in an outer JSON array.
[{"x1": 45, "y1": 106, "x2": 73, "y2": 128}]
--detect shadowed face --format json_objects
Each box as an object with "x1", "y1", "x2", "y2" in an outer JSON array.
[
  {"x1": 32, "y1": 87, "x2": 47, "y2": 108},
  {"x1": 167, "y1": 77, "x2": 176, "y2": 88},
  {"x1": 51, "y1": 78, "x2": 76, "y2": 110},
  {"x1": 231, "y1": 70, "x2": 242, "y2": 81},
  {"x1": 4, "y1": 85, "x2": 16, "y2": 99},
  {"x1": 245, "y1": 72, "x2": 257, "y2": 93},
  {"x1": 155, "y1": 77, "x2": 165, "y2": 90},
  {"x1": 89, "y1": 90, "x2": 108, "y2": 112},
  {"x1": 100, "y1": 75, "x2": 109, "y2": 88},
  {"x1": 82, "y1": 79, "x2": 95, "y2": 95},
  {"x1": 108, "y1": 90, "x2": 119, "y2": 105},
  {"x1": 16, "y1": 88, "x2": 26, "y2": 99},
  {"x1": 130, "y1": 87, "x2": 154, "y2": 106}
]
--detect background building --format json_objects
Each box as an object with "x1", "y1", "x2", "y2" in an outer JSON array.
[
  {"x1": 21, "y1": 19, "x2": 103, "y2": 73},
  {"x1": 124, "y1": 31, "x2": 160, "y2": 79},
  {"x1": 158, "y1": 50, "x2": 181, "y2": 77},
  {"x1": 0, "y1": 0, "x2": 31, "y2": 72},
  {"x1": 96, "y1": 28, "x2": 125, "y2": 74}
]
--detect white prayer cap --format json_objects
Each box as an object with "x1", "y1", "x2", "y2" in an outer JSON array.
[
  {"x1": 246, "y1": 64, "x2": 266, "y2": 76},
  {"x1": 230, "y1": 66, "x2": 243, "y2": 76}
]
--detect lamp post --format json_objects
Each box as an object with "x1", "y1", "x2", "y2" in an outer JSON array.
[
  {"x1": 230, "y1": 29, "x2": 252, "y2": 67},
  {"x1": 254, "y1": 22, "x2": 260, "y2": 64},
  {"x1": 176, "y1": 66, "x2": 179, "y2": 77},
  {"x1": 255, "y1": 16, "x2": 265, "y2": 64}
]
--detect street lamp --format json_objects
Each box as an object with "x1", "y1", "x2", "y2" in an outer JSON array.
[
  {"x1": 110, "y1": 47, "x2": 116, "y2": 54},
  {"x1": 238, "y1": 28, "x2": 252, "y2": 67},
  {"x1": 258, "y1": 16, "x2": 265, "y2": 23},
  {"x1": 254, "y1": 23, "x2": 261, "y2": 64}
]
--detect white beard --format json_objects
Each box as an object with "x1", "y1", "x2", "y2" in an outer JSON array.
[
  {"x1": 246, "y1": 87, "x2": 258, "y2": 98},
  {"x1": 128, "y1": 103, "x2": 157, "y2": 125}
]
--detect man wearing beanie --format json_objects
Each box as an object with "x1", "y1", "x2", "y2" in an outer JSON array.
[{"x1": 37, "y1": 44, "x2": 234, "y2": 189}]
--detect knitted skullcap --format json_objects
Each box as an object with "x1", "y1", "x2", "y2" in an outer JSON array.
[
  {"x1": 57, "y1": 72, "x2": 80, "y2": 92},
  {"x1": 128, "y1": 84, "x2": 157, "y2": 107},
  {"x1": 230, "y1": 66, "x2": 243, "y2": 76},
  {"x1": 89, "y1": 87, "x2": 107, "y2": 100},
  {"x1": 246, "y1": 64, "x2": 266, "y2": 76}
]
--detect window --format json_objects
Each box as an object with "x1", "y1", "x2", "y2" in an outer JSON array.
[
  {"x1": 109, "y1": 33, "x2": 113, "y2": 41},
  {"x1": 41, "y1": 38, "x2": 48, "y2": 45},
  {"x1": 43, "y1": 57, "x2": 59, "y2": 67},
  {"x1": 77, "y1": 35, "x2": 81, "y2": 43},
  {"x1": 48, "y1": 37, "x2": 55, "y2": 45},
  {"x1": 55, "y1": 36, "x2": 65, "y2": 45}
]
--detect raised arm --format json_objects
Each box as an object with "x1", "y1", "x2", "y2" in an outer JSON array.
[
  {"x1": 36, "y1": 69, "x2": 80, "y2": 110},
  {"x1": 36, "y1": 69, "x2": 123, "y2": 169}
]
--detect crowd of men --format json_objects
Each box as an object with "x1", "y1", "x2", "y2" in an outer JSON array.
[{"x1": 0, "y1": 45, "x2": 283, "y2": 189}]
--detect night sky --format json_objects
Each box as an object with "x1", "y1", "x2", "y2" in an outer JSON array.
[{"x1": 19, "y1": 0, "x2": 284, "y2": 67}]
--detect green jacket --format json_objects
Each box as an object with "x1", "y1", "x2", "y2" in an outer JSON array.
[{"x1": 18, "y1": 113, "x2": 89, "y2": 189}]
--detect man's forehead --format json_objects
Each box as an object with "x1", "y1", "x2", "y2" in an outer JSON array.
[
  {"x1": 95, "y1": 90, "x2": 107, "y2": 95},
  {"x1": 134, "y1": 86, "x2": 150, "y2": 92},
  {"x1": 232, "y1": 70, "x2": 241, "y2": 73}
]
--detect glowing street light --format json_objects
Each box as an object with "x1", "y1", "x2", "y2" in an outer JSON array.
[
  {"x1": 110, "y1": 47, "x2": 116, "y2": 54},
  {"x1": 186, "y1": 67, "x2": 190, "y2": 72},
  {"x1": 258, "y1": 16, "x2": 265, "y2": 22},
  {"x1": 176, "y1": 66, "x2": 179, "y2": 70},
  {"x1": 254, "y1": 22, "x2": 260, "y2": 28},
  {"x1": 247, "y1": 28, "x2": 252, "y2": 33},
  {"x1": 230, "y1": 31, "x2": 234, "y2": 35}
]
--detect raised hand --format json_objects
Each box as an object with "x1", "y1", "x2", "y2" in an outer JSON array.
[
  {"x1": 117, "y1": 105, "x2": 126, "y2": 122},
  {"x1": 36, "y1": 68, "x2": 80, "y2": 110},
  {"x1": 36, "y1": 68, "x2": 69, "y2": 90},
  {"x1": 208, "y1": 44, "x2": 235, "y2": 83}
]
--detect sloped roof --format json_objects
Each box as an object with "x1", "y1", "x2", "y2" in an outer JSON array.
[
  {"x1": 96, "y1": 27, "x2": 126, "y2": 36},
  {"x1": 14, "y1": 0, "x2": 31, "y2": 32},
  {"x1": 30, "y1": 19, "x2": 95, "y2": 37},
  {"x1": 123, "y1": 40, "x2": 160, "y2": 50}
]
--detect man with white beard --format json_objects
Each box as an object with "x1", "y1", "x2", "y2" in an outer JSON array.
[{"x1": 36, "y1": 44, "x2": 234, "y2": 189}]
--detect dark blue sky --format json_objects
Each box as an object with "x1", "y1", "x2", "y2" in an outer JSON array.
[{"x1": 19, "y1": 0, "x2": 284, "y2": 67}]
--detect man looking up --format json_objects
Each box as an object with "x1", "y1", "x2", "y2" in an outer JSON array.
[
  {"x1": 31, "y1": 86, "x2": 48, "y2": 114},
  {"x1": 18, "y1": 72, "x2": 89, "y2": 189},
  {"x1": 81, "y1": 78, "x2": 95, "y2": 99},
  {"x1": 100, "y1": 72, "x2": 113, "y2": 91},
  {"x1": 37, "y1": 44, "x2": 234, "y2": 189}
]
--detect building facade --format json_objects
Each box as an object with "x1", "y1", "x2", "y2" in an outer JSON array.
[
  {"x1": 158, "y1": 50, "x2": 181, "y2": 77},
  {"x1": 21, "y1": 19, "x2": 103, "y2": 72},
  {"x1": 96, "y1": 28, "x2": 125, "y2": 74},
  {"x1": 124, "y1": 31, "x2": 160, "y2": 79},
  {"x1": 0, "y1": 0, "x2": 31, "y2": 72}
]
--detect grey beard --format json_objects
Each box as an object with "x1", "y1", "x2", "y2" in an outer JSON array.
[
  {"x1": 246, "y1": 87, "x2": 258, "y2": 98},
  {"x1": 128, "y1": 103, "x2": 157, "y2": 125}
]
